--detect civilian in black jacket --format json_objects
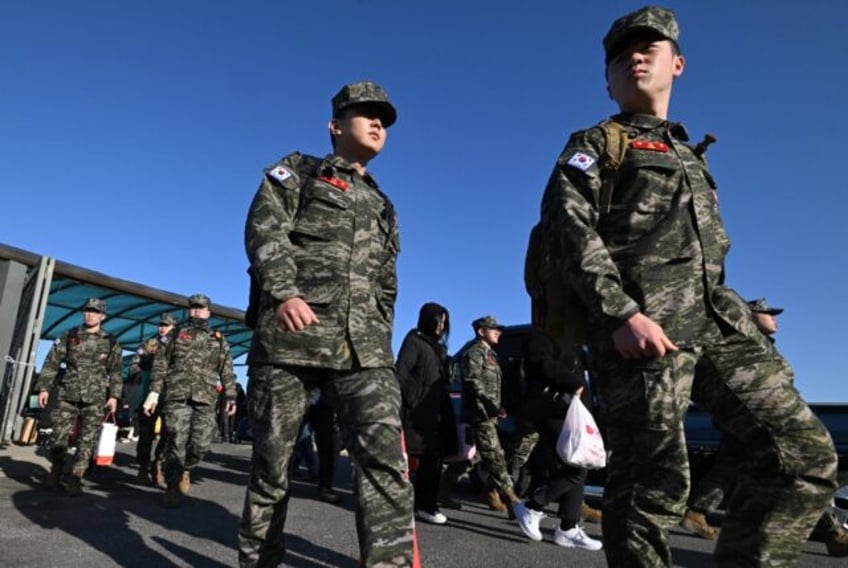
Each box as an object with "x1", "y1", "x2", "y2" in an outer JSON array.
[
  {"x1": 513, "y1": 326, "x2": 602, "y2": 550},
  {"x1": 396, "y1": 302, "x2": 458, "y2": 524}
]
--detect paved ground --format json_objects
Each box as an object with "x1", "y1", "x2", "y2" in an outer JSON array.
[{"x1": 0, "y1": 440, "x2": 842, "y2": 567}]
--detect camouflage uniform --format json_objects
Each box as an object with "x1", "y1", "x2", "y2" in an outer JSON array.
[
  {"x1": 239, "y1": 82, "x2": 413, "y2": 567},
  {"x1": 129, "y1": 313, "x2": 175, "y2": 477},
  {"x1": 460, "y1": 320, "x2": 515, "y2": 498},
  {"x1": 539, "y1": 7, "x2": 837, "y2": 566},
  {"x1": 149, "y1": 297, "x2": 237, "y2": 488},
  {"x1": 37, "y1": 301, "x2": 122, "y2": 477}
]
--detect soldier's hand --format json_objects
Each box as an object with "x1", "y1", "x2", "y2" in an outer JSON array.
[
  {"x1": 613, "y1": 313, "x2": 678, "y2": 359},
  {"x1": 497, "y1": 407, "x2": 507, "y2": 419},
  {"x1": 37, "y1": 391, "x2": 49, "y2": 408},
  {"x1": 225, "y1": 400, "x2": 237, "y2": 416},
  {"x1": 276, "y1": 298, "x2": 319, "y2": 332},
  {"x1": 105, "y1": 397, "x2": 118, "y2": 415}
]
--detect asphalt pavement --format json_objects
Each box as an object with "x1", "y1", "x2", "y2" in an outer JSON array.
[{"x1": 0, "y1": 439, "x2": 842, "y2": 567}]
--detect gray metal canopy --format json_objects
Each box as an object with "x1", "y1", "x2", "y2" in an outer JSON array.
[{"x1": 0, "y1": 242, "x2": 252, "y2": 360}]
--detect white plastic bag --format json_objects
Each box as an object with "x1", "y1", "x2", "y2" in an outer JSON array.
[
  {"x1": 94, "y1": 414, "x2": 118, "y2": 466},
  {"x1": 556, "y1": 396, "x2": 606, "y2": 469}
]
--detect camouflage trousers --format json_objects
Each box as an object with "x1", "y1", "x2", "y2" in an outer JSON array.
[
  {"x1": 238, "y1": 365, "x2": 414, "y2": 568},
  {"x1": 687, "y1": 432, "x2": 746, "y2": 515},
  {"x1": 594, "y1": 331, "x2": 837, "y2": 568},
  {"x1": 135, "y1": 404, "x2": 168, "y2": 469},
  {"x1": 469, "y1": 418, "x2": 514, "y2": 495},
  {"x1": 162, "y1": 400, "x2": 216, "y2": 485},
  {"x1": 49, "y1": 399, "x2": 104, "y2": 475},
  {"x1": 505, "y1": 418, "x2": 540, "y2": 481}
]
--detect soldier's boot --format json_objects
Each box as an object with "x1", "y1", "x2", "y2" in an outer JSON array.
[
  {"x1": 581, "y1": 501, "x2": 603, "y2": 523},
  {"x1": 680, "y1": 510, "x2": 719, "y2": 540},
  {"x1": 826, "y1": 525, "x2": 848, "y2": 557},
  {"x1": 150, "y1": 459, "x2": 164, "y2": 486},
  {"x1": 438, "y1": 468, "x2": 463, "y2": 510},
  {"x1": 46, "y1": 453, "x2": 64, "y2": 488},
  {"x1": 64, "y1": 469, "x2": 85, "y2": 497},
  {"x1": 163, "y1": 483, "x2": 182, "y2": 508},
  {"x1": 485, "y1": 488, "x2": 507, "y2": 512},
  {"x1": 178, "y1": 471, "x2": 190, "y2": 495}
]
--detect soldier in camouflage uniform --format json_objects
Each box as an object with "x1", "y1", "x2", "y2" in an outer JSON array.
[
  {"x1": 461, "y1": 316, "x2": 527, "y2": 517},
  {"x1": 238, "y1": 81, "x2": 413, "y2": 568},
  {"x1": 539, "y1": 6, "x2": 838, "y2": 566},
  {"x1": 143, "y1": 294, "x2": 237, "y2": 507},
  {"x1": 36, "y1": 298, "x2": 122, "y2": 495},
  {"x1": 128, "y1": 311, "x2": 176, "y2": 485}
]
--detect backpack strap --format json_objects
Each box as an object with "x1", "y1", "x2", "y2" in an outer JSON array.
[{"x1": 597, "y1": 119, "x2": 631, "y2": 217}]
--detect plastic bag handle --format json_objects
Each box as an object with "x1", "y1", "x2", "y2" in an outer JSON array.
[{"x1": 102, "y1": 411, "x2": 117, "y2": 424}]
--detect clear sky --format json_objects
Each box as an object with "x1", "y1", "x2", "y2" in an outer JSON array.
[{"x1": 2, "y1": 1, "x2": 846, "y2": 402}]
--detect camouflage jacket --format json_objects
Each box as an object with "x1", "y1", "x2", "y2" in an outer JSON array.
[
  {"x1": 540, "y1": 112, "x2": 759, "y2": 348},
  {"x1": 149, "y1": 318, "x2": 237, "y2": 405},
  {"x1": 128, "y1": 334, "x2": 171, "y2": 399},
  {"x1": 460, "y1": 339, "x2": 502, "y2": 424},
  {"x1": 245, "y1": 152, "x2": 400, "y2": 370},
  {"x1": 37, "y1": 326, "x2": 123, "y2": 404}
]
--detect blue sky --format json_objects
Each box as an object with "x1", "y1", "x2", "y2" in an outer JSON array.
[{"x1": 2, "y1": 1, "x2": 846, "y2": 402}]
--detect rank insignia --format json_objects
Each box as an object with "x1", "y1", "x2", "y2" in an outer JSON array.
[
  {"x1": 630, "y1": 140, "x2": 669, "y2": 152},
  {"x1": 566, "y1": 152, "x2": 596, "y2": 171},
  {"x1": 319, "y1": 175, "x2": 349, "y2": 191},
  {"x1": 179, "y1": 331, "x2": 192, "y2": 341}
]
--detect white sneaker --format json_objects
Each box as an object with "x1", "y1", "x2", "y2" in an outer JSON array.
[
  {"x1": 415, "y1": 509, "x2": 447, "y2": 525},
  {"x1": 553, "y1": 525, "x2": 603, "y2": 551},
  {"x1": 514, "y1": 500, "x2": 545, "y2": 542}
]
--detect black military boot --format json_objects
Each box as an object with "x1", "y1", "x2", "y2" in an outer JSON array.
[{"x1": 46, "y1": 452, "x2": 65, "y2": 489}]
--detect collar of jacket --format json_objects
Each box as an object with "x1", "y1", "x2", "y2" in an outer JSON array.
[
  {"x1": 323, "y1": 154, "x2": 380, "y2": 188},
  {"x1": 611, "y1": 112, "x2": 690, "y2": 142},
  {"x1": 187, "y1": 317, "x2": 210, "y2": 331}
]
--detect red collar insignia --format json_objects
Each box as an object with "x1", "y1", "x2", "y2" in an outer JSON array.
[
  {"x1": 630, "y1": 140, "x2": 669, "y2": 152},
  {"x1": 178, "y1": 331, "x2": 192, "y2": 341},
  {"x1": 319, "y1": 176, "x2": 349, "y2": 191}
]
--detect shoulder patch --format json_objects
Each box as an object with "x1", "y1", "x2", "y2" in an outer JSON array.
[
  {"x1": 267, "y1": 165, "x2": 293, "y2": 184},
  {"x1": 566, "y1": 152, "x2": 597, "y2": 171}
]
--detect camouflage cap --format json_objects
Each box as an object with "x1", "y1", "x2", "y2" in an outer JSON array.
[
  {"x1": 83, "y1": 297, "x2": 107, "y2": 314},
  {"x1": 159, "y1": 312, "x2": 177, "y2": 326},
  {"x1": 472, "y1": 315, "x2": 505, "y2": 331},
  {"x1": 331, "y1": 81, "x2": 397, "y2": 127},
  {"x1": 748, "y1": 298, "x2": 784, "y2": 316},
  {"x1": 604, "y1": 6, "x2": 679, "y2": 64},
  {"x1": 188, "y1": 293, "x2": 211, "y2": 308}
]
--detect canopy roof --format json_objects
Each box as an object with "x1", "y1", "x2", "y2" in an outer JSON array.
[{"x1": 0, "y1": 243, "x2": 252, "y2": 361}]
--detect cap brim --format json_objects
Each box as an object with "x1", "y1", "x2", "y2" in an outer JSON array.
[
  {"x1": 339, "y1": 101, "x2": 397, "y2": 127},
  {"x1": 606, "y1": 28, "x2": 676, "y2": 63}
]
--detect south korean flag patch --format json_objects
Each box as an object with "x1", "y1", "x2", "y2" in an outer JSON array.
[
  {"x1": 566, "y1": 152, "x2": 596, "y2": 171},
  {"x1": 268, "y1": 165, "x2": 293, "y2": 184}
]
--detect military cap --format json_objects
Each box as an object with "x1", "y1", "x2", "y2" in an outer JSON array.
[
  {"x1": 159, "y1": 312, "x2": 177, "y2": 326},
  {"x1": 604, "y1": 6, "x2": 679, "y2": 64},
  {"x1": 83, "y1": 297, "x2": 107, "y2": 314},
  {"x1": 472, "y1": 315, "x2": 505, "y2": 331},
  {"x1": 188, "y1": 293, "x2": 211, "y2": 308},
  {"x1": 748, "y1": 298, "x2": 784, "y2": 316},
  {"x1": 331, "y1": 81, "x2": 397, "y2": 128}
]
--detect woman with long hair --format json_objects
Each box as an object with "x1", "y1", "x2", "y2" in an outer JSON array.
[{"x1": 396, "y1": 302, "x2": 458, "y2": 524}]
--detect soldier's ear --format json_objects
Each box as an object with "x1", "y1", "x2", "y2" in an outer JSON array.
[{"x1": 328, "y1": 118, "x2": 343, "y2": 136}]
